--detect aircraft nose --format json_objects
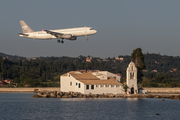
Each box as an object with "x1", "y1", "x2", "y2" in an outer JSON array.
[{"x1": 94, "y1": 30, "x2": 97, "y2": 34}]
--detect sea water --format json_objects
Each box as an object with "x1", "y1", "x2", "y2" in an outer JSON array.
[{"x1": 0, "y1": 93, "x2": 180, "y2": 120}]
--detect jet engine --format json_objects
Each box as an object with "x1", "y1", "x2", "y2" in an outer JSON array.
[
  {"x1": 62, "y1": 34, "x2": 72, "y2": 39},
  {"x1": 69, "y1": 36, "x2": 77, "y2": 40}
]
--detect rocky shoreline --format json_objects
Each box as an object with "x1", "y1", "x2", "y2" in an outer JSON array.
[{"x1": 33, "y1": 91, "x2": 180, "y2": 100}]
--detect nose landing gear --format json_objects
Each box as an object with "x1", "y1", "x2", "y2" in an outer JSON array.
[{"x1": 86, "y1": 35, "x2": 88, "y2": 40}]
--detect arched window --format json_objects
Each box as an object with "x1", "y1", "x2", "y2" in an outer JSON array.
[{"x1": 130, "y1": 72, "x2": 134, "y2": 79}]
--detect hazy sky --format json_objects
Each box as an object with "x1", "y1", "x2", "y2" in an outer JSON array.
[{"x1": 1, "y1": 0, "x2": 180, "y2": 58}]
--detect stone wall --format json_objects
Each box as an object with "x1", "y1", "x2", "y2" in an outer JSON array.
[
  {"x1": 144, "y1": 88, "x2": 180, "y2": 93},
  {"x1": 0, "y1": 87, "x2": 60, "y2": 92},
  {"x1": 1, "y1": 87, "x2": 180, "y2": 93}
]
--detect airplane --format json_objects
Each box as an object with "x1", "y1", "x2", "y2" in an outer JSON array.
[{"x1": 18, "y1": 20, "x2": 97, "y2": 43}]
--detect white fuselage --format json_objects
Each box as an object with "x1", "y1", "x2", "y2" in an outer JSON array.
[{"x1": 19, "y1": 27, "x2": 97, "y2": 40}]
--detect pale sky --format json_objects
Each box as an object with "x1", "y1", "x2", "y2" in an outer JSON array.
[{"x1": 1, "y1": 0, "x2": 180, "y2": 58}]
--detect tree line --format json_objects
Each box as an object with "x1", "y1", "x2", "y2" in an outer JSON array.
[{"x1": 1, "y1": 50, "x2": 180, "y2": 87}]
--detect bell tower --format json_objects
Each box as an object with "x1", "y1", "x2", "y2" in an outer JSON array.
[{"x1": 126, "y1": 62, "x2": 138, "y2": 94}]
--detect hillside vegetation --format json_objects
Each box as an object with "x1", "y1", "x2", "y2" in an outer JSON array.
[{"x1": 1, "y1": 52, "x2": 180, "y2": 87}]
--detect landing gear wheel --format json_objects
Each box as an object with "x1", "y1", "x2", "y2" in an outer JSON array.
[
  {"x1": 61, "y1": 41, "x2": 64, "y2": 44},
  {"x1": 57, "y1": 40, "x2": 60, "y2": 43}
]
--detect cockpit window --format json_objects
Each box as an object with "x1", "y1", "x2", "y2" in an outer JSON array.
[{"x1": 90, "y1": 28, "x2": 94, "y2": 30}]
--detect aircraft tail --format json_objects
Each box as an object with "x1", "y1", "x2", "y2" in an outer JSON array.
[{"x1": 19, "y1": 20, "x2": 34, "y2": 33}]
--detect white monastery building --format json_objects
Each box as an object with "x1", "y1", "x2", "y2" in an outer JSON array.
[{"x1": 61, "y1": 62, "x2": 139, "y2": 94}]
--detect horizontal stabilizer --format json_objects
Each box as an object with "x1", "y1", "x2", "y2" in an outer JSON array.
[{"x1": 18, "y1": 33, "x2": 29, "y2": 37}]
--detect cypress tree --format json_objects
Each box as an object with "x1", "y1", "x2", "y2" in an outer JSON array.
[{"x1": 131, "y1": 48, "x2": 146, "y2": 83}]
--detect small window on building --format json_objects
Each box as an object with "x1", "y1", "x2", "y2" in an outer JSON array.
[
  {"x1": 105, "y1": 85, "x2": 109, "y2": 87},
  {"x1": 69, "y1": 75, "x2": 70, "y2": 77},
  {"x1": 76, "y1": 83, "x2": 78, "y2": 86},
  {"x1": 96, "y1": 85, "x2": 99, "y2": 87},
  {"x1": 100, "y1": 85, "x2": 104, "y2": 87},
  {"x1": 111, "y1": 85, "x2": 114, "y2": 87},
  {"x1": 91, "y1": 85, "x2": 94, "y2": 89},
  {"x1": 79, "y1": 83, "x2": 81, "y2": 88},
  {"x1": 116, "y1": 85, "x2": 119, "y2": 87},
  {"x1": 86, "y1": 85, "x2": 89, "y2": 89},
  {"x1": 70, "y1": 82, "x2": 72, "y2": 86}
]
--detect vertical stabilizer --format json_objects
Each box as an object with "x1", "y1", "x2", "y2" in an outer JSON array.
[{"x1": 19, "y1": 20, "x2": 34, "y2": 33}]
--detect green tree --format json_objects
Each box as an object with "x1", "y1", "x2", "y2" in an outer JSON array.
[
  {"x1": 20, "y1": 74, "x2": 26, "y2": 83},
  {"x1": 14, "y1": 78, "x2": 20, "y2": 83},
  {"x1": 0, "y1": 56, "x2": 3, "y2": 72},
  {"x1": 123, "y1": 84, "x2": 129, "y2": 93},
  {"x1": 131, "y1": 48, "x2": 146, "y2": 83}
]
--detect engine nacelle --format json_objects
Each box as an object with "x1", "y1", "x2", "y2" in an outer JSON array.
[
  {"x1": 69, "y1": 36, "x2": 77, "y2": 40},
  {"x1": 62, "y1": 34, "x2": 72, "y2": 39}
]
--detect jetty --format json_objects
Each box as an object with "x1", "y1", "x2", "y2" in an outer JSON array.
[{"x1": 33, "y1": 91, "x2": 180, "y2": 100}]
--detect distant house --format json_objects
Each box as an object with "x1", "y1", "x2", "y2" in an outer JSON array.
[
  {"x1": 86, "y1": 57, "x2": 92, "y2": 62},
  {"x1": 26, "y1": 58, "x2": 36, "y2": 61},
  {"x1": 152, "y1": 70, "x2": 158, "y2": 72},
  {"x1": 115, "y1": 73, "x2": 122, "y2": 77},
  {"x1": 115, "y1": 57, "x2": 124, "y2": 61},
  {"x1": 112, "y1": 67, "x2": 116, "y2": 69},
  {"x1": 0, "y1": 80, "x2": 6, "y2": 85},
  {"x1": 96, "y1": 59, "x2": 101, "y2": 62},
  {"x1": 102, "y1": 59, "x2": 109, "y2": 62},
  {"x1": 4, "y1": 80, "x2": 13, "y2": 84},
  {"x1": 79, "y1": 70, "x2": 98, "y2": 73},
  {"x1": 155, "y1": 61, "x2": 159, "y2": 64},
  {"x1": 0, "y1": 80, "x2": 13, "y2": 85},
  {"x1": 142, "y1": 69, "x2": 148, "y2": 72},
  {"x1": 25, "y1": 84, "x2": 31, "y2": 87},
  {"x1": 120, "y1": 57, "x2": 124, "y2": 61}
]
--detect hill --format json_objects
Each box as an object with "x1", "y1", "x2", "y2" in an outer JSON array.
[
  {"x1": 0, "y1": 52, "x2": 26, "y2": 61},
  {"x1": 1, "y1": 52, "x2": 180, "y2": 87}
]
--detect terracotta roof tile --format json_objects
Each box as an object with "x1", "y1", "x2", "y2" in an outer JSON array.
[
  {"x1": 61, "y1": 71, "x2": 122, "y2": 85},
  {"x1": 78, "y1": 77, "x2": 122, "y2": 85},
  {"x1": 69, "y1": 72, "x2": 99, "y2": 80}
]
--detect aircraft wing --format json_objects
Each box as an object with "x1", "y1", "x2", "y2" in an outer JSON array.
[{"x1": 44, "y1": 30, "x2": 64, "y2": 38}]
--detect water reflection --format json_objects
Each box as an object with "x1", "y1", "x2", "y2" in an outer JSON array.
[
  {"x1": 59, "y1": 98, "x2": 124, "y2": 101},
  {"x1": 126, "y1": 98, "x2": 139, "y2": 101}
]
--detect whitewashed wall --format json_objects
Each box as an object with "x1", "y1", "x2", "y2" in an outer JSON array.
[
  {"x1": 61, "y1": 75, "x2": 85, "y2": 93},
  {"x1": 84, "y1": 84, "x2": 123, "y2": 94},
  {"x1": 61, "y1": 74, "x2": 76, "y2": 92}
]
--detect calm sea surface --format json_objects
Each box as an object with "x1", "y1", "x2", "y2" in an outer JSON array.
[{"x1": 0, "y1": 93, "x2": 180, "y2": 120}]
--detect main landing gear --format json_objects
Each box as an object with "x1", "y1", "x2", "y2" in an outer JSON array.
[{"x1": 57, "y1": 39, "x2": 64, "y2": 44}]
